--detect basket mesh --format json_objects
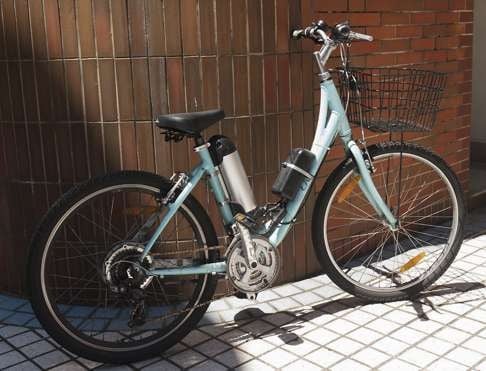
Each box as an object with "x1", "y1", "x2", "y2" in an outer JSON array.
[{"x1": 334, "y1": 67, "x2": 447, "y2": 132}]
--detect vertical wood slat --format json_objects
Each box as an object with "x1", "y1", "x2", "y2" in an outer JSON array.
[{"x1": 0, "y1": 0, "x2": 473, "y2": 294}]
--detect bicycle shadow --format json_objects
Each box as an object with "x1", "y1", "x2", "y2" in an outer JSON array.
[{"x1": 215, "y1": 278, "x2": 486, "y2": 347}]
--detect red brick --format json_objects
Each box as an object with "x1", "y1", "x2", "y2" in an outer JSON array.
[
  {"x1": 382, "y1": 13, "x2": 410, "y2": 25},
  {"x1": 366, "y1": 26, "x2": 396, "y2": 39},
  {"x1": 436, "y1": 12, "x2": 460, "y2": 24},
  {"x1": 411, "y1": 13, "x2": 435, "y2": 24},
  {"x1": 366, "y1": 53, "x2": 396, "y2": 67},
  {"x1": 396, "y1": 25, "x2": 423, "y2": 38},
  {"x1": 381, "y1": 39, "x2": 411, "y2": 52},
  {"x1": 436, "y1": 36, "x2": 460, "y2": 49},
  {"x1": 459, "y1": 11, "x2": 473, "y2": 23},
  {"x1": 411, "y1": 38, "x2": 435, "y2": 50},
  {"x1": 424, "y1": 0, "x2": 450, "y2": 10}
]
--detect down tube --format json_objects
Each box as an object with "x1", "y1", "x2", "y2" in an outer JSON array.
[{"x1": 269, "y1": 116, "x2": 341, "y2": 246}]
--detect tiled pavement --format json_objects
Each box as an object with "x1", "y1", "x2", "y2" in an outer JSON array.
[{"x1": 1, "y1": 207, "x2": 486, "y2": 370}]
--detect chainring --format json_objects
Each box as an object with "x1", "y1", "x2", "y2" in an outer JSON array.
[{"x1": 226, "y1": 236, "x2": 280, "y2": 294}]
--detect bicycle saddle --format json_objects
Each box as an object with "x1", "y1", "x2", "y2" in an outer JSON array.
[{"x1": 156, "y1": 109, "x2": 225, "y2": 136}]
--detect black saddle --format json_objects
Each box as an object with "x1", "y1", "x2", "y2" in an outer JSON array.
[{"x1": 156, "y1": 109, "x2": 225, "y2": 137}]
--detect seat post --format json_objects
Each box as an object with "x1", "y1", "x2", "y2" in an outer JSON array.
[{"x1": 194, "y1": 135, "x2": 205, "y2": 147}]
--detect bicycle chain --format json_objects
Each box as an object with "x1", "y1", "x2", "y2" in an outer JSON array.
[{"x1": 134, "y1": 243, "x2": 240, "y2": 327}]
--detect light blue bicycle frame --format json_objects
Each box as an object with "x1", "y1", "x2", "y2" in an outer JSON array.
[{"x1": 143, "y1": 37, "x2": 397, "y2": 278}]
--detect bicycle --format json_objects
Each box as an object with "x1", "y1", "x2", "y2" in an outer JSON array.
[{"x1": 28, "y1": 20, "x2": 465, "y2": 363}]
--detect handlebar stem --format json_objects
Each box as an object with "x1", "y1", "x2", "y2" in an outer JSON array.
[{"x1": 314, "y1": 30, "x2": 337, "y2": 80}]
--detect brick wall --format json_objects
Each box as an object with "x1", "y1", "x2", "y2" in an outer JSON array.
[{"x1": 0, "y1": 0, "x2": 473, "y2": 295}]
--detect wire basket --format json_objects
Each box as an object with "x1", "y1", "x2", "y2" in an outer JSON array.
[{"x1": 334, "y1": 67, "x2": 447, "y2": 132}]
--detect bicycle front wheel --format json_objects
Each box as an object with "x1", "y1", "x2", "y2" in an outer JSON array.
[{"x1": 312, "y1": 142, "x2": 465, "y2": 302}]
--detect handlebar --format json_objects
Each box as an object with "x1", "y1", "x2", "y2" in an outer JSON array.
[{"x1": 291, "y1": 20, "x2": 373, "y2": 44}]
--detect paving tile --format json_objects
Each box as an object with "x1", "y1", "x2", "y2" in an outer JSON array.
[
  {"x1": 214, "y1": 348, "x2": 252, "y2": 368},
  {"x1": 235, "y1": 359, "x2": 275, "y2": 371},
  {"x1": 0, "y1": 309, "x2": 13, "y2": 321},
  {"x1": 240, "y1": 319, "x2": 275, "y2": 337},
  {"x1": 292, "y1": 291, "x2": 322, "y2": 306},
  {"x1": 2, "y1": 313, "x2": 35, "y2": 327},
  {"x1": 5, "y1": 360, "x2": 41, "y2": 371},
  {"x1": 255, "y1": 290, "x2": 280, "y2": 302},
  {"x1": 293, "y1": 278, "x2": 322, "y2": 291},
  {"x1": 427, "y1": 358, "x2": 469, "y2": 371},
  {"x1": 0, "y1": 326, "x2": 27, "y2": 338},
  {"x1": 237, "y1": 339, "x2": 274, "y2": 356},
  {"x1": 352, "y1": 347, "x2": 391, "y2": 367},
  {"x1": 261, "y1": 312, "x2": 295, "y2": 327},
  {"x1": 445, "y1": 346, "x2": 484, "y2": 367},
  {"x1": 323, "y1": 317, "x2": 359, "y2": 334},
  {"x1": 417, "y1": 336, "x2": 455, "y2": 356},
  {"x1": 189, "y1": 359, "x2": 228, "y2": 371},
  {"x1": 371, "y1": 337, "x2": 410, "y2": 356},
  {"x1": 0, "y1": 296, "x2": 26, "y2": 311},
  {"x1": 347, "y1": 327, "x2": 383, "y2": 345},
  {"x1": 326, "y1": 336, "x2": 364, "y2": 356},
  {"x1": 340, "y1": 309, "x2": 376, "y2": 325},
  {"x1": 461, "y1": 336, "x2": 486, "y2": 354},
  {"x1": 207, "y1": 299, "x2": 230, "y2": 312},
  {"x1": 281, "y1": 359, "x2": 321, "y2": 371},
  {"x1": 382, "y1": 309, "x2": 417, "y2": 325},
  {"x1": 141, "y1": 359, "x2": 180, "y2": 371},
  {"x1": 381, "y1": 358, "x2": 420, "y2": 370},
  {"x1": 302, "y1": 327, "x2": 339, "y2": 345},
  {"x1": 279, "y1": 337, "x2": 319, "y2": 356},
  {"x1": 217, "y1": 329, "x2": 249, "y2": 346},
  {"x1": 398, "y1": 347, "x2": 438, "y2": 367},
  {"x1": 465, "y1": 308, "x2": 486, "y2": 323},
  {"x1": 304, "y1": 348, "x2": 343, "y2": 368},
  {"x1": 389, "y1": 327, "x2": 428, "y2": 344},
  {"x1": 195, "y1": 338, "x2": 231, "y2": 357},
  {"x1": 169, "y1": 349, "x2": 207, "y2": 369},
  {"x1": 0, "y1": 350, "x2": 26, "y2": 369},
  {"x1": 450, "y1": 317, "x2": 485, "y2": 334},
  {"x1": 49, "y1": 361, "x2": 86, "y2": 371},
  {"x1": 268, "y1": 297, "x2": 299, "y2": 311},
  {"x1": 34, "y1": 350, "x2": 71, "y2": 369},
  {"x1": 365, "y1": 317, "x2": 401, "y2": 334},
  {"x1": 331, "y1": 358, "x2": 370, "y2": 371},
  {"x1": 272, "y1": 284, "x2": 301, "y2": 297},
  {"x1": 0, "y1": 341, "x2": 13, "y2": 355},
  {"x1": 311, "y1": 285, "x2": 342, "y2": 299},
  {"x1": 7, "y1": 331, "x2": 41, "y2": 348},
  {"x1": 19, "y1": 340, "x2": 55, "y2": 358},
  {"x1": 259, "y1": 348, "x2": 297, "y2": 368},
  {"x1": 434, "y1": 327, "x2": 471, "y2": 345},
  {"x1": 407, "y1": 318, "x2": 443, "y2": 333},
  {"x1": 181, "y1": 329, "x2": 211, "y2": 347}
]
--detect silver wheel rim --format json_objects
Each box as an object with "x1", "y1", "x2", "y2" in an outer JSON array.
[
  {"x1": 323, "y1": 152, "x2": 460, "y2": 293},
  {"x1": 40, "y1": 184, "x2": 208, "y2": 351}
]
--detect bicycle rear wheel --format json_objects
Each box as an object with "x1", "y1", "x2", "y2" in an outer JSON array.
[
  {"x1": 312, "y1": 142, "x2": 465, "y2": 302},
  {"x1": 28, "y1": 171, "x2": 218, "y2": 363}
]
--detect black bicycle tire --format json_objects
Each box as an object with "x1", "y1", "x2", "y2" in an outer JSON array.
[
  {"x1": 28, "y1": 170, "x2": 219, "y2": 364},
  {"x1": 312, "y1": 142, "x2": 465, "y2": 302}
]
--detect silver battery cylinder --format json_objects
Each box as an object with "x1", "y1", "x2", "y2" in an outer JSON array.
[{"x1": 219, "y1": 151, "x2": 257, "y2": 212}]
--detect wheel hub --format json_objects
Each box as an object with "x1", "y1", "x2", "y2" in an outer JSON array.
[{"x1": 103, "y1": 243, "x2": 153, "y2": 294}]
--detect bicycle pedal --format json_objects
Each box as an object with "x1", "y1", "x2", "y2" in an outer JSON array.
[{"x1": 234, "y1": 291, "x2": 258, "y2": 300}]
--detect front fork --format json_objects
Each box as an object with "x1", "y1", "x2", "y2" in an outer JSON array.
[{"x1": 347, "y1": 140, "x2": 398, "y2": 229}]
